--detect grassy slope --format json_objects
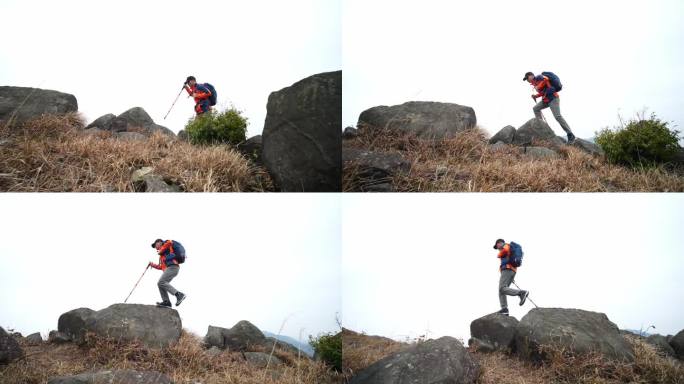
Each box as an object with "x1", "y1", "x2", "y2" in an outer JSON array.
[
  {"x1": 343, "y1": 127, "x2": 684, "y2": 192},
  {"x1": 0, "y1": 331, "x2": 342, "y2": 384},
  {"x1": 0, "y1": 113, "x2": 273, "y2": 192},
  {"x1": 342, "y1": 329, "x2": 684, "y2": 384}
]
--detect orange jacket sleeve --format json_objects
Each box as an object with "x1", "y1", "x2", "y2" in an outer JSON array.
[{"x1": 497, "y1": 244, "x2": 510, "y2": 259}]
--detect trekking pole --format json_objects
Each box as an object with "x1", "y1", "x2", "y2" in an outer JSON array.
[
  {"x1": 163, "y1": 85, "x2": 186, "y2": 120},
  {"x1": 124, "y1": 264, "x2": 150, "y2": 303},
  {"x1": 512, "y1": 281, "x2": 538, "y2": 308}
]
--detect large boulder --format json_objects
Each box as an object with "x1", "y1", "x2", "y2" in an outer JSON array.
[
  {"x1": 515, "y1": 308, "x2": 634, "y2": 363},
  {"x1": 262, "y1": 70, "x2": 341, "y2": 192},
  {"x1": 646, "y1": 334, "x2": 676, "y2": 358},
  {"x1": 85, "y1": 304, "x2": 182, "y2": 348},
  {"x1": 0, "y1": 86, "x2": 78, "y2": 125},
  {"x1": 513, "y1": 118, "x2": 557, "y2": 145},
  {"x1": 350, "y1": 336, "x2": 479, "y2": 384},
  {"x1": 469, "y1": 313, "x2": 519, "y2": 352},
  {"x1": 49, "y1": 330, "x2": 71, "y2": 344},
  {"x1": 48, "y1": 370, "x2": 172, "y2": 384},
  {"x1": 204, "y1": 320, "x2": 266, "y2": 351},
  {"x1": 25, "y1": 332, "x2": 43, "y2": 345},
  {"x1": 489, "y1": 125, "x2": 516, "y2": 144},
  {"x1": 58, "y1": 307, "x2": 95, "y2": 344},
  {"x1": 237, "y1": 135, "x2": 263, "y2": 163},
  {"x1": 358, "y1": 101, "x2": 477, "y2": 140},
  {"x1": 0, "y1": 326, "x2": 23, "y2": 364},
  {"x1": 670, "y1": 329, "x2": 684, "y2": 360},
  {"x1": 88, "y1": 107, "x2": 175, "y2": 137}
]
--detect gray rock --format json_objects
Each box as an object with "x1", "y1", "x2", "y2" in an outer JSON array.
[
  {"x1": 117, "y1": 107, "x2": 155, "y2": 128},
  {"x1": 343, "y1": 148, "x2": 410, "y2": 192},
  {"x1": 104, "y1": 107, "x2": 174, "y2": 137},
  {"x1": 244, "y1": 352, "x2": 283, "y2": 368},
  {"x1": 204, "y1": 321, "x2": 266, "y2": 351},
  {"x1": 0, "y1": 326, "x2": 23, "y2": 364},
  {"x1": 350, "y1": 336, "x2": 479, "y2": 384},
  {"x1": 85, "y1": 113, "x2": 116, "y2": 130},
  {"x1": 358, "y1": 101, "x2": 477, "y2": 140},
  {"x1": 262, "y1": 70, "x2": 341, "y2": 192},
  {"x1": 206, "y1": 346, "x2": 222, "y2": 357},
  {"x1": 25, "y1": 332, "x2": 43, "y2": 345},
  {"x1": 83, "y1": 128, "x2": 107, "y2": 136},
  {"x1": 670, "y1": 329, "x2": 684, "y2": 360},
  {"x1": 84, "y1": 304, "x2": 182, "y2": 348},
  {"x1": 238, "y1": 135, "x2": 263, "y2": 163},
  {"x1": 48, "y1": 369, "x2": 172, "y2": 384},
  {"x1": 489, "y1": 125, "x2": 516, "y2": 144},
  {"x1": 48, "y1": 330, "x2": 71, "y2": 344},
  {"x1": 131, "y1": 167, "x2": 180, "y2": 192},
  {"x1": 572, "y1": 138, "x2": 605, "y2": 156},
  {"x1": 58, "y1": 308, "x2": 95, "y2": 345},
  {"x1": 470, "y1": 313, "x2": 519, "y2": 352},
  {"x1": 521, "y1": 146, "x2": 559, "y2": 159},
  {"x1": 0, "y1": 86, "x2": 78, "y2": 125},
  {"x1": 343, "y1": 126, "x2": 359, "y2": 139},
  {"x1": 515, "y1": 308, "x2": 635, "y2": 363},
  {"x1": 488, "y1": 141, "x2": 507, "y2": 151},
  {"x1": 646, "y1": 334, "x2": 676, "y2": 358},
  {"x1": 513, "y1": 118, "x2": 557, "y2": 145},
  {"x1": 177, "y1": 129, "x2": 188, "y2": 142}
]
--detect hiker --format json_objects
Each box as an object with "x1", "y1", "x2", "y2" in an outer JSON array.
[
  {"x1": 149, "y1": 238, "x2": 186, "y2": 308},
  {"x1": 184, "y1": 76, "x2": 213, "y2": 115},
  {"x1": 523, "y1": 71, "x2": 576, "y2": 144},
  {"x1": 493, "y1": 238, "x2": 529, "y2": 316}
]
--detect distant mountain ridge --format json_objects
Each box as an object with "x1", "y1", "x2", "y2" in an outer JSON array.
[{"x1": 263, "y1": 331, "x2": 314, "y2": 357}]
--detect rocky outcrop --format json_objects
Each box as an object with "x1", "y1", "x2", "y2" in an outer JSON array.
[
  {"x1": 646, "y1": 334, "x2": 676, "y2": 358},
  {"x1": 87, "y1": 107, "x2": 175, "y2": 138},
  {"x1": 513, "y1": 118, "x2": 557, "y2": 145},
  {"x1": 521, "y1": 146, "x2": 559, "y2": 159},
  {"x1": 572, "y1": 138, "x2": 604, "y2": 156},
  {"x1": 670, "y1": 329, "x2": 684, "y2": 360},
  {"x1": 25, "y1": 332, "x2": 43, "y2": 345},
  {"x1": 262, "y1": 71, "x2": 341, "y2": 192},
  {"x1": 48, "y1": 369, "x2": 172, "y2": 384},
  {"x1": 49, "y1": 330, "x2": 71, "y2": 344},
  {"x1": 469, "y1": 313, "x2": 519, "y2": 352},
  {"x1": 58, "y1": 308, "x2": 95, "y2": 344},
  {"x1": 350, "y1": 336, "x2": 479, "y2": 384},
  {"x1": 244, "y1": 352, "x2": 283, "y2": 368},
  {"x1": 131, "y1": 167, "x2": 180, "y2": 192},
  {"x1": 205, "y1": 320, "x2": 266, "y2": 351},
  {"x1": 0, "y1": 86, "x2": 78, "y2": 125},
  {"x1": 343, "y1": 126, "x2": 359, "y2": 139},
  {"x1": 0, "y1": 326, "x2": 23, "y2": 364},
  {"x1": 237, "y1": 135, "x2": 263, "y2": 163},
  {"x1": 84, "y1": 304, "x2": 182, "y2": 348},
  {"x1": 358, "y1": 101, "x2": 477, "y2": 140},
  {"x1": 488, "y1": 125, "x2": 516, "y2": 144},
  {"x1": 515, "y1": 308, "x2": 634, "y2": 363},
  {"x1": 343, "y1": 148, "x2": 410, "y2": 192}
]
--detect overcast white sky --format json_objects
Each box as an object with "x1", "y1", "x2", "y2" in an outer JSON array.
[
  {"x1": 0, "y1": 194, "x2": 341, "y2": 344},
  {"x1": 342, "y1": 194, "x2": 684, "y2": 343},
  {"x1": 0, "y1": 0, "x2": 341, "y2": 137},
  {"x1": 343, "y1": 0, "x2": 684, "y2": 140}
]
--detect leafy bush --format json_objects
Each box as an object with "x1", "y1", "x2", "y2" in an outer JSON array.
[
  {"x1": 185, "y1": 108, "x2": 247, "y2": 146},
  {"x1": 595, "y1": 112, "x2": 681, "y2": 167},
  {"x1": 310, "y1": 331, "x2": 342, "y2": 371}
]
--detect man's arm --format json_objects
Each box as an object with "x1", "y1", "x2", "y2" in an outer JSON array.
[
  {"x1": 193, "y1": 85, "x2": 211, "y2": 100},
  {"x1": 149, "y1": 260, "x2": 162, "y2": 270}
]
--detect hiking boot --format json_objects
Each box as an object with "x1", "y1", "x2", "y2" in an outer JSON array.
[
  {"x1": 497, "y1": 308, "x2": 509, "y2": 316},
  {"x1": 156, "y1": 301, "x2": 172, "y2": 308},
  {"x1": 175, "y1": 292, "x2": 186, "y2": 307},
  {"x1": 567, "y1": 133, "x2": 576, "y2": 144},
  {"x1": 519, "y1": 290, "x2": 530, "y2": 306}
]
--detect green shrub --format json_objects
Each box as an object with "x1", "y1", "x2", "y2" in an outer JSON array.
[
  {"x1": 185, "y1": 108, "x2": 247, "y2": 146},
  {"x1": 309, "y1": 331, "x2": 342, "y2": 371},
  {"x1": 595, "y1": 112, "x2": 680, "y2": 167}
]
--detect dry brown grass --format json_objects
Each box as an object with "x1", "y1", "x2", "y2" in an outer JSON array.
[
  {"x1": 0, "y1": 113, "x2": 273, "y2": 192},
  {"x1": 340, "y1": 328, "x2": 683, "y2": 384},
  {"x1": 341, "y1": 328, "x2": 408, "y2": 380},
  {"x1": 343, "y1": 126, "x2": 684, "y2": 192},
  {"x1": 0, "y1": 331, "x2": 342, "y2": 384}
]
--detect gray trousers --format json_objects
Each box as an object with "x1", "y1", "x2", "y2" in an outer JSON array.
[
  {"x1": 499, "y1": 269, "x2": 521, "y2": 309},
  {"x1": 158, "y1": 265, "x2": 180, "y2": 303},
  {"x1": 533, "y1": 98, "x2": 573, "y2": 135}
]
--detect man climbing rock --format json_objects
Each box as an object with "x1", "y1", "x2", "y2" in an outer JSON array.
[
  {"x1": 184, "y1": 76, "x2": 213, "y2": 116},
  {"x1": 524, "y1": 71, "x2": 576, "y2": 144},
  {"x1": 493, "y1": 238, "x2": 529, "y2": 315},
  {"x1": 150, "y1": 238, "x2": 187, "y2": 308}
]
